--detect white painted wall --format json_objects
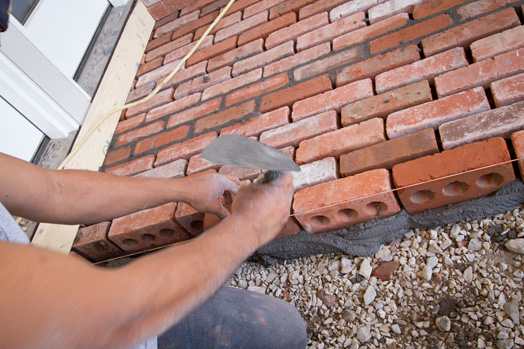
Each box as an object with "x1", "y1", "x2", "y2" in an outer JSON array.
[
  {"x1": 0, "y1": 97, "x2": 44, "y2": 162},
  {"x1": 23, "y1": 0, "x2": 109, "y2": 78}
]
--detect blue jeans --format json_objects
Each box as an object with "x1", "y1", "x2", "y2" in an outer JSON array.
[{"x1": 158, "y1": 287, "x2": 307, "y2": 348}]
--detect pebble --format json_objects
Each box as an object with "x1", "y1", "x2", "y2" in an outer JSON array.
[
  {"x1": 436, "y1": 316, "x2": 451, "y2": 331},
  {"x1": 420, "y1": 265, "x2": 433, "y2": 281},
  {"x1": 468, "y1": 238, "x2": 483, "y2": 251},
  {"x1": 371, "y1": 260, "x2": 400, "y2": 281},
  {"x1": 463, "y1": 266, "x2": 474, "y2": 284},
  {"x1": 496, "y1": 339, "x2": 514, "y2": 349},
  {"x1": 506, "y1": 239, "x2": 524, "y2": 254},
  {"x1": 359, "y1": 258, "x2": 372, "y2": 278},
  {"x1": 391, "y1": 324, "x2": 401, "y2": 334},
  {"x1": 357, "y1": 326, "x2": 371, "y2": 343},
  {"x1": 363, "y1": 286, "x2": 377, "y2": 306}
]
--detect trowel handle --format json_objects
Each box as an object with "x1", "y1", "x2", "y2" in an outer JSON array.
[{"x1": 262, "y1": 170, "x2": 283, "y2": 184}]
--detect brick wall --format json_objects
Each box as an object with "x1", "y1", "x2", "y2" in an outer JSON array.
[{"x1": 74, "y1": 0, "x2": 524, "y2": 261}]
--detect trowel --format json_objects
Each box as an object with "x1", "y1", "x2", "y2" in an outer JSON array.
[{"x1": 202, "y1": 135, "x2": 301, "y2": 183}]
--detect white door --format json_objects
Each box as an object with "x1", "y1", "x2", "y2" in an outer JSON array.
[{"x1": 0, "y1": 0, "x2": 110, "y2": 161}]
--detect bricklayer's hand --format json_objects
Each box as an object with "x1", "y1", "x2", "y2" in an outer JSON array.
[
  {"x1": 231, "y1": 173, "x2": 294, "y2": 245},
  {"x1": 182, "y1": 174, "x2": 240, "y2": 219}
]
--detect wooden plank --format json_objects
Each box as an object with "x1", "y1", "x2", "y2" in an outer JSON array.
[{"x1": 31, "y1": 1, "x2": 155, "y2": 253}]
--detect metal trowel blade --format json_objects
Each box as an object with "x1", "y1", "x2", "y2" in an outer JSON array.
[{"x1": 202, "y1": 135, "x2": 301, "y2": 172}]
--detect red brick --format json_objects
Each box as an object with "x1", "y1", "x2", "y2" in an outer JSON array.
[
  {"x1": 117, "y1": 120, "x2": 164, "y2": 146},
  {"x1": 439, "y1": 100, "x2": 524, "y2": 150},
  {"x1": 330, "y1": 0, "x2": 386, "y2": 21},
  {"x1": 137, "y1": 57, "x2": 164, "y2": 77},
  {"x1": 292, "y1": 79, "x2": 373, "y2": 121},
  {"x1": 174, "y1": 67, "x2": 232, "y2": 99},
  {"x1": 232, "y1": 41, "x2": 295, "y2": 77},
  {"x1": 105, "y1": 155, "x2": 155, "y2": 177},
  {"x1": 167, "y1": 98, "x2": 221, "y2": 128},
  {"x1": 187, "y1": 153, "x2": 221, "y2": 175},
  {"x1": 342, "y1": 80, "x2": 432, "y2": 127},
  {"x1": 244, "y1": 0, "x2": 284, "y2": 18},
  {"x1": 148, "y1": 2, "x2": 186, "y2": 21},
  {"x1": 293, "y1": 157, "x2": 338, "y2": 191},
  {"x1": 127, "y1": 83, "x2": 155, "y2": 104},
  {"x1": 163, "y1": 35, "x2": 214, "y2": 65},
  {"x1": 73, "y1": 222, "x2": 124, "y2": 262},
  {"x1": 156, "y1": 132, "x2": 218, "y2": 167},
  {"x1": 375, "y1": 48, "x2": 468, "y2": 93},
  {"x1": 136, "y1": 60, "x2": 179, "y2": 88},
  {"x1": 269, "y1": 0, "x2": 316, "y2": 20},
  {"x1": 225, "y1": 73, "x2": 289, "y2": 106},
  {"x1": 179, "y1": 0, "x2": 216, "y2": 15},
  {"x1": 227, "y1": 0, "x2": 261, "y2": 14},
  {"x1": 281, "y1": 146, "x2": 296, "y2": 160},
  {"x1": 175, "y1": 202, "x2": 206, "y2": 236},
  {"x1": 145, "y1": 33, "x2": 171, "y2": 53},
  {"x1": 215, "y1": 11, "x2": 268, "y2": 43},
  {"x1": 187, "y1": 36, "x2": 238, "y2": 67},
  {"x1": 296, "y1": 118, "x2": 386, "y2": 164},
  {"x1": 208, "y1": 39, "x2": 264, "y2": 72},
  {"x1": 392, "y1": 138, "x2": 515, "y2": 213},
  {"x1": 413, "y1": 0, "x2": 470, "y2": 19},
  {"x1": 299, "y1": 0, "x2": 348, "y2": 20},
  {"x1": 368, "y1": 0, "x2": 430, "y2": 24},
  {"x1": 421, "y1": 8, "x2": 520, "y2": 57},
  {"x1": 145, "y1": 34, "x2": 193, "y2": 62},
  {"x1": 511, "y1": 130, "x2": 524, "y2": 180},
  {"x1": 266, "y1": 12, "x2": 329, "y2": 50},
  {"x1": 276, "y1": 217, "x2": 301, "y2": 239},
  {"x1": 194, "y1": 11, "x2": 242, "y2": 40},
  {"x1": 264, "y1": 42, "x2": 330, "y2": 78},
  {"x1": 219, "y1": 166, "x2": 263, "y2": 181},
  {"x1": 126, "y1": 88, "x2": 174, "y2": 118},
  {"x1": 116, "y1": 114, "x2": 146, "y2": 134},
  {"x1": 238, "y1": 12, "x2": 296, "y2": 46},
  {"x1": 135, "y1": 125, "x2": 190, "y2": 154},
  {"x1": 260, "y1": 110, "x2": 338, "y2": 148},
  {"x1": 103, "y1": 146, "x2": 131, "y2": 166},
  {"x1": 194, "y1": 100, "x2": 257, "y2": 133},
  {"x1": 260, "y1": 75, "x2": 332, "y2": 113},
  {"x1": 297, "y1": 12, "x2": 366, "y2": 52},
  {"x1": 154, "y1": 10, "x2": 200, "y2": 38},
  {"x1": 135, "y1": 159, "x2": 188, "y2": 179},
  {"x1": 153, "y1": 11, "x2": 180, "y2": 30},
  {"x1": 203, "y1": 69, "x2": 263, "y2": 100},
  {"x1": 471, "y1": 25, "x2": 524, "y2": 62},
  {"x1": 221, "y1": 106, "x2": 290, "y2": 137},
  {"x1": 336, "y1": 45, "x2": 420, "y2": 86},
  {"x1": 333, "y1": 13, "x2": 409, "y2": 51},
  {"x1": 340, "y1": 129, "x2": 439, "y2": 177},
  {"x1": 370, "y1": 14, "x2": 452, "y2": 55},
  {"x1": 170, "y1": 10, "x2": 218, "y2": 41},
  {"x1": 201, "y1": 0, "x2": 229, "y2": 16},
  {"x1": 293, "y1": 169, "x2": 401, "y2": 233},
  {"x1": 386, "y1": 87, "x2": 490, "y2": 139},
  {"x1": 456, "y1": 0, "x2": 514, "y2": 20},
  {"x1": 108, "y1": 203, "x2": 191, "y2": 253},
  {"x1": 491, "y1": 73, "x2": 524, "y2": 107},
  {"x1": 294, "y1": 45, "x2": 365, "y2": 82},
  {"x1": 435, "y1": 48, "x2": 524, "y2": 97},
  {"x1": 147, "y1": 93, "x2": 202, "y2": 122},
  {"x1": 162, "y1": 61, "x2": 208, "y2": 90}
]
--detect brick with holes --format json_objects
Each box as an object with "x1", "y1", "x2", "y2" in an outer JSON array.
[
  {"x1": 72, "y1": 222, "x2": 125, "y2": 262},
  {"x1": 392, "y1": 137, "x2": 515, "y2": 213},
  {"x1": 108, "y1": 203, "x2": 191, "y2": 253},
  {"x1": 293, "y1": 168, "x2": 401, "y2": 233}
]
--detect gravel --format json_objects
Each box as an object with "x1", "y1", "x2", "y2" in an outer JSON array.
[{"x1": 226, "y1": 205, "x2": 524, "y2": 347}]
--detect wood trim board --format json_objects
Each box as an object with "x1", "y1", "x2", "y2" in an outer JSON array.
[{"x1": 31, "y1": 1, "x2": 155, "y2": 253}]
